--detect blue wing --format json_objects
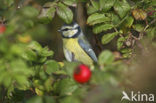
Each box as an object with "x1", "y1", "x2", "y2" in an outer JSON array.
[{"x1": 78, "y1": 36, "x2": 97, "y2": 62}]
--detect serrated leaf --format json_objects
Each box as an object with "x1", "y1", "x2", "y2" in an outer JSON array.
[
  {"x1": 99, "y1": 0, "x2": 115, "y2": 12},
  {"x1": 101, "y1": 32, "x2": 118, "y2": 44},
  {"x1": 93, "y1": 24, "x2": 114, "y2": 34},
  {"x1": 87, "y1": 13, "x2": 110, "y2": 25},
  {"x1": 56, "y1": 3, "x2": 73, "y2": 24},
  {"x1": 114, "y1": 0, "x2": 130, "y2": 18},
  {"x1": 98, "y1": 50, "x2": 115, "y2": 65}
]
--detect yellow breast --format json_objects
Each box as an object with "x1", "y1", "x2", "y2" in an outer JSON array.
[{"x1": 63, "y1": 38, "x2": 93, "y2": 65}]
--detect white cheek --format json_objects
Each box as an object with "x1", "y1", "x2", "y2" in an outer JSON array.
[
  {"x1": 63, "y1": 29, "x2": 78, "y2": 37},
  {"x1": 69, "y1": 29, "x2": 78, "y2": 37}
]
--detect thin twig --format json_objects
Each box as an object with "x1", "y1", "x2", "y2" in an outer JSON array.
[
  {"x1": 138, "y1": 18, "x2": 156, "y2": 39},
  {"x1": 144, "y1": 19, "x2": 156, "y2": 31}
]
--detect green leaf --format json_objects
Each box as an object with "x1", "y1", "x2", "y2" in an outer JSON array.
[
  {"x1": 4, "y1": 0, "x2": 14, "y2": 7},
  {"x1": 87, "y1": 13, "x2": 110, "y2": 25},
  {"x1": 86, "y1": 4, "x2": 98, "y2": 15},
  {"x1": 91, "y1": 69, "x2": 105, "y2": 84},
  {"x1": 44, "y1": 77, "x2": 53, "y2": 92},
  {"x1": 10, "y1": 44, "x2": 24, "y2": 56},
  {"x1": 39, "y1": 69, "x2": 48, "y2": 80},
  {"x1": 38, "y1": 57, "x2": 47, "y2": 63},
  {"x1": 150, "y1": 0, "x2": 156, "y2": 6},
  {"x1": 40, "y1": 47, "x2": 54, "y2": 57},
  {"x1": 133, "y1": 24, "x2": 144, "y2": 32},
  {"x1": 38, "y1": 2, "x2": 57, "y2": 23},
  {"x1": 26, "y1": 96, "x2": 43, "y2": 103},
  {"x1": 64, "y1": 61, "x2": 79, "y2": 77},
  {"x1": 93, "y1": 24, "x2": 114, "y2": 34},
  {"x1": 23, "y1": 41, "x2": 43, "y2": 62},
  {"x1": 146, "y1": 27, "x2": 156, "y2": 40},
  {"x1": 56, "y1": 3, "x2": 73, "y2": 24},
  {"x1": 22, "y1": 49, "x2": 37, "y2": 61},
  {"x1": 59, "y1": 96, "x2": 81, "y2": 103},
  {"x1": 43, "y1": 96, "x2": 56, "y2": 103},
  {"x1": 114, "y1": 0, "x2": 130, "y2": 18},
  {"x1": 112, "y1": 13, "x2": 121, "y2": 25},
  {"x1": 21, "y1": 6, "x2": 39, "y2": 18},
  {"x1": 124, "y1": 16, "x2": 134, "y2": 28},
  {"x1": 43, "y1": 2, "x2": 57, "y2": 8},
  {"x1": 38, "y1": 7, "x2": 56, "y2": 24},
  {"x1": 53, "y1": 78, "x2": 78, "y2": 96},
  {"x1": 28, "y1": 41, "x2": 42, "y2": 51},
  {"x1": 98, "y1": 50, "x2": 115, "y2": 65},
  {"x1": 45, "y1": 60, "x2": 59, "y2": 75},
  {"x1": 90, "y1": 0, "x2": 99, "y2": 10},
  {"x1": 123, "y1": 53, "x2": 131, "y2": 58},
  {"x1": 101, "y1": 32, "x2": 118, "y2": 44},
  {"x1": 99, "y1": 0, "x2": 115, "y2": 12},
  {"x1": 121, "y1": 48, "x2": 132, "y2": 53},
  {"x1": 3, "y1": 76, "x2": 12, "y2": 88},
  {"x1": 14, "y1": 75, "x2": 30, "y2": 89},
  {"x1": 117, "y1": 37, "x2": 126, "y2": 50},
  {"x1": 62, "y1": 0, "x2": 77, "y2": 6}
]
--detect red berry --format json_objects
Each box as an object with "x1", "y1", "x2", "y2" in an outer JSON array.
[
  {"x1": 73, "y1": 64, "x2": 91, "y2": 83},
  {"x1": 0, "y1": 24, "x2": 6, "y2": 34}
]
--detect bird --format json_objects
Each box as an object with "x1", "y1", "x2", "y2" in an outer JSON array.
[{"x1": 58, "y1": 22, "x2": 97, "y2": 66}]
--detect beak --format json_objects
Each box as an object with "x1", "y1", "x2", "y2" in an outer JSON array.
[{"x1": 58, "y1": 29, "x2": 61, "y2": 32}]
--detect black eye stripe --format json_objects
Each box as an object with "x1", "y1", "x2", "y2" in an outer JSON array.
[
  {"x1": 62, "y1": 28, "x2": 69, "y2": 31},
  {"x1": 62, "y1": 26, "x2": 80, "y2": 31},
  {"x1": 62, "y1": 28, "x2": 75, "y2": 31}
]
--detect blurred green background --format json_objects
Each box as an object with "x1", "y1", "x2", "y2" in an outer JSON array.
[{"x1": 0, "y1": 0, "x2": 155, "y2": 103}]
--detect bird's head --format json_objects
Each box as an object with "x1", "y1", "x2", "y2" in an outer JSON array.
[{"x1": 58, "y1": 22, "x2": 81, "y2": 38}]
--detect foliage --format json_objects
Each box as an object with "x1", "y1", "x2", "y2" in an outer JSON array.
[{"x1": 0, "y1": 0, "x2": 155, "y2": 103}]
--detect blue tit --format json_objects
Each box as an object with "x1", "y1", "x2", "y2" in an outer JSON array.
[{"x1": 58, "y1": 22, "x2": 97, "y2": 66}]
